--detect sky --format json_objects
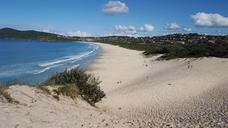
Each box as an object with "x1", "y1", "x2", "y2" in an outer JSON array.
[{"x1": 0, "y1": 0, "x2": 228, "y2": 37}]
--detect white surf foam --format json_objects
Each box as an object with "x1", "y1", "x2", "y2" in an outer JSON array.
[
  {"x1": 33, "y1": 67, "x2": 51, "y2": 75},
  {"x1": 39, "y1": 45, "x2": 99, "y2": 68},
  {"x1": 67, "y1": 64, "x2": 80, "y2": 71},
  {"x1": 33, "y1": 63, "x2": 64, "y2": 74}
]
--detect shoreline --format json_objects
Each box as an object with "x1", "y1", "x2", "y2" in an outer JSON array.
[
  {"x1": 0, "y1": 41, "x2": 100, "y2": 85},
  {"x1": 0, "y1": 42, "x2": 228, "y2": 127}
]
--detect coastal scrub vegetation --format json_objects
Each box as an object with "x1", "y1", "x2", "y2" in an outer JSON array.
[
  {"x1": 143, "y1": 40, "x2": 228, "y2": 59},
  {"x1": 95, "y1": 35, "x2": 228, "y2": 60},
  {"x1": 43, "y1": 68, "x2": 105, "y2": 106},
  {"x1": 53, "y1": 85, "x2": 79, "y2": 99}
]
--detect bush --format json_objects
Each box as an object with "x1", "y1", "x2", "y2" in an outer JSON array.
[
  {"x1": 44, "y1": 68, "x2": 105, "y2": 106},
  {"x1": 54, "y1": 85, "x2": 79, "y2": 99},
  {"x1": 143, "y1": 41, "x2": 228, "y2": 60}
]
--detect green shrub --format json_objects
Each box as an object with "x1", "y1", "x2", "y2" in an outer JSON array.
[
  {"x1": 44, "y1": 68, "x2": 105, "y2": 106},
  {"x1": 143, "y1": 41, "x2": 228, "y2": 60},
  {"x1": 54, "y1": 85, "x2": 79, "y2": 99}
]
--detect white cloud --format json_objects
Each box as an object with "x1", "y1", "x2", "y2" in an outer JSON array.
[
  {"x1": 42, "y1": 29, "x2": 51, "y2": 33},
  {"x1": 192, "y1": 12, "x2": 228, "y2": 27},
  {"x1": 142, "y1": 24, "x2": 155, "y2": 32},
  {"x1": 115, "y1": 25, "x2": 135, "y2": 31},
  {"x1": 164, "y1": 23, "x2": 192, "y2": 33},
  {"x1": 104, "y1": 32, "x2": 140, "y2": 37},
  {"x1": 115, "y1": 24, "x2": 155, "y2": 36},
  {"x1": 115, "y1": 25, "x2": 137, "y2": 35},
  {"x1": 183, "y1": 28, "x2": 192, "y2": 32},
  {"x1": 164, "y1": 23, "x2": 180, "y2": 30},
  {"x1": 102, "y1": 1, "x2": 129, "y2": 15},
  {"x1": 114, "y1": 24, "x2": 155, "y2": 36},
  {"x1": 103, "y1": 33, "x2": 114, "y2": 37},
  {"x1": 41, "y1": 29, "x2": 65, "y2": 35},
  {"x1": 68, "y1": 31, "x2": 92, "y2": 37}
]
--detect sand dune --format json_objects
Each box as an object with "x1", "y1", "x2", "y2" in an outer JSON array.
[
  {"x1": 0, "y1": 43, "x2": 228, "y2": 128},
  {"x1": 89, "y1": 43, "x2": 228, "y2": 127}
]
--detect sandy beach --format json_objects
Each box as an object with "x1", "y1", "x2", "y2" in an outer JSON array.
[
  {"x1": 0, "y1": 43, "x2": 228, "y2": 128},
  {"x1": 89, "y1": 43, "x2": 228, "y2": 127}
]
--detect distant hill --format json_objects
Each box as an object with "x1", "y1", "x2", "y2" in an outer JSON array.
[{"x1": 0, "y1": 28, "x2": 74, "y2": 41}]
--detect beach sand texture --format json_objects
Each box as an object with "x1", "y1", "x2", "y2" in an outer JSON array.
[{"x1": 0, "y1": 43, "x2": 227, "y2": 128}]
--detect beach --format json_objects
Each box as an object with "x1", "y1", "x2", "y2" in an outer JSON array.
[
  {"x1": 0, "y1": 43, "x2": 228, "y2": 128},
  {"x1": 89, "y1": 43, "x2": 228, "y2": 127}
]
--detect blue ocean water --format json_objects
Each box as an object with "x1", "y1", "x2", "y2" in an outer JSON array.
[{"x1": 0, "y1": 40, "x2": 100, "y2": 84}]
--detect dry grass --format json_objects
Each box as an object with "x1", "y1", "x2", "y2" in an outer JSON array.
[
  {"x1": 37, "y1": 85, "x2": 51, "y2": 95},
  {"x1": 0, "y1": 86, "x2": 19, "y2": 104},
  {"x1": 53, "y1": 85, "x2": 79, "y2": 99}
]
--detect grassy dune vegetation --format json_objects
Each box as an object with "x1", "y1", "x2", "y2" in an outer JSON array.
[
  {"x1": 43, "y1": 68, "x2": 105, "y2": 106},
  {"x1": 143, "y1": 40, "x2": 228, "y2": 59},
  {"x1": 95, "y1": 35, "x2": 228, "y2": 60},
  {"x1": 99, "y1": 40, "x2": 228, "y2": 60},
  {"x1": 1, "y1": 68, "x2": 105, "y2": 106}
]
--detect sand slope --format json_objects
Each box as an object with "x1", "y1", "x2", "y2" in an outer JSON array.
[
  {"x1": 0, "y1": 43, "x2": 228, "y2": 128},
  {"x1": 0, "y1": 85, "x2": 130, "y2": 128},
  {"x1": 88, "y1": 43, "x2": 228, "y2": 127}
]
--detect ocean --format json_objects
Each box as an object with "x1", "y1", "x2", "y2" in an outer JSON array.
[{"x1": 0, "y1": 40, "x2": 100, "y2": 85}]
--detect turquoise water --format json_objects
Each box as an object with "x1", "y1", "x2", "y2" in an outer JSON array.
[{"x1": 0, "y1": 40, "x2": 99, "y2": 84}]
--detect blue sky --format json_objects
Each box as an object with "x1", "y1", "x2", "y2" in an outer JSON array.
[{"x1": 0, "y1": 0, "x2": 228, "y2": 36}]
